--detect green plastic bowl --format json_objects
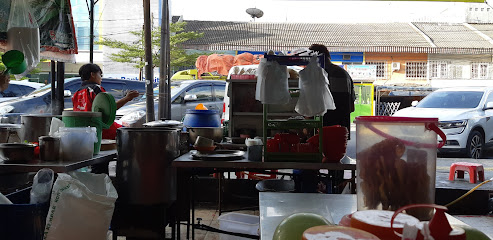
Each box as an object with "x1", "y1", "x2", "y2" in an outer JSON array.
[{"x1": 2, "y1": 50, "x2": 27, "y2": 74}]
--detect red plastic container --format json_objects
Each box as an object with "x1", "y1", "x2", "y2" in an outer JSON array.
[{"x1": 307, "y1": 125, "x2": 348, "y2": 163}]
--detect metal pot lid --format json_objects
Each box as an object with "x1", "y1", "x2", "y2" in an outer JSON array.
[
  {"x1": 92, "y1": 92, "x2": 117, "y2": 127},
  {"x1": 143, "y1": 120, "x2": 183, "y2": 128},
  {"x1": 0, "y1": 124, "x2": 21, "y2": 129}
]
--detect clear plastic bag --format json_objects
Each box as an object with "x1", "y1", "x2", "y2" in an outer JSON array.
[
  {"x1": 7, "y1": 0, "x2": 40, "y2": 73},
  {"x1": 120, "y1": 110, "x2": 146, "y2": 127},
  {"x1": 295, "y1": 56, "x2": 336, "y2": 117},
  {"x1": 255, "y1": 58, "x2": 291, "y2": 104},
  {"x1": 55, "y1": 127, "x2": 98, "y2": 161},
  {"x1": 30, "y1": 168, "x2": 54, "y2": 204}
]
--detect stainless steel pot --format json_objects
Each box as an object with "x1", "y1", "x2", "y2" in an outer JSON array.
[
  {"x1": 20, "y1": 114, "x2": 60, "y2": 142},
  {"x1": 0, "y1": 124, "x2": 21, "y2": 143},
  {"x1": 116, "y1": 127, "x2": 180, "y2": 205},
  {"x1": 188, "y1": 127, "x2": 223, "y2": 144}
]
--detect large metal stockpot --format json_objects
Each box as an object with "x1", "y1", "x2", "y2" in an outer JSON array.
[
  {"x1": 20, "y1": 114, "x2": 60, "y2": 142},
  {"x1": 116, "y1": 127, "x2": 180, "y2": 205}
]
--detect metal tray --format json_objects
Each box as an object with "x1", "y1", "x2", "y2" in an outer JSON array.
[{"x1": 191, "y1": 150, "x2": 245, "y2": 161}]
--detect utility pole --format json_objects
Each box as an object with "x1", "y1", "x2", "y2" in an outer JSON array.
[
  {"x1": 89, "y1": 0, "x2": 94, "y2": 63},
  {"x1": 159, "y1": 0, "x2": 171, "y2": 120},
  {"x1": 144, "y1": 0, "x2": 155, "y2": 122}
]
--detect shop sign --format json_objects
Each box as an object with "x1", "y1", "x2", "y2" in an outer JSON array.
[{"x1": 347, "y1": 65, "x2": 377, "y2": 81}]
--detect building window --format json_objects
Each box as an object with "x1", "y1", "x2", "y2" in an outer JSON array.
[
  {"x1": 429, "y1": 61, "x2": 448, "y2": 79},
  {"x1": 471, "y1": 62, "x2": 489, "y2": 79},
  {"x1": 405, "y1": 62, "x2": 427, "y2": 80},
  {"x1": 365, "y1": 61, "x2": 387, "y2": 79},
  {"x1": 450, "y1": 65, "x2": 463, "y2": 79}
]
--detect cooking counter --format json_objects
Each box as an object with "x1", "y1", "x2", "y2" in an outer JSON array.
[{"x1": 0, "y1": 149, "x2": 117, "y2": 173}]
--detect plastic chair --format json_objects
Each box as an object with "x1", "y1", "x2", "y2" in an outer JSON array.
[{"x1": 448, "y1": 162, "x2": 484, "y2": 184}]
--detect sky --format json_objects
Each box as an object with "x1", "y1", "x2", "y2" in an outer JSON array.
[{"x1": 170, "y1": 0, "x2": 487, "y2": 23}]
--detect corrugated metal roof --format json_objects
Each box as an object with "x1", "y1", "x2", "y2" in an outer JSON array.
[
  {"x1": 412, "y1": 22, "x2": 492, "y2": 48},
  {"x1": 182, "y1": 20, "x2": 493, "y2": 54}
]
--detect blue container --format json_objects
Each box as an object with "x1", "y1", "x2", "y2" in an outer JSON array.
[
  {"x1": 0, "y1": 187, "x2": 49, "y2": 240},
  {"x1": 183, "y1": 109, "x2": 220, "y2": 127}
]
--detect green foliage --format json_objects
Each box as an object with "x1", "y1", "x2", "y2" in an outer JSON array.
[{"x1": 96, "y1": 22, "x2": 203, "y2": 69}]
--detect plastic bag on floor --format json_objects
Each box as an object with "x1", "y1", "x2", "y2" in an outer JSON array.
[
  {"x1": 43, "y1": 172, "x2": 118, "y2": 240},
  {"x1": 255, "y1": 58, "x2": 290, "y2": 104}
]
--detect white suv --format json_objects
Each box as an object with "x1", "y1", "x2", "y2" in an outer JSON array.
[{"x1": 393, "y1": 86, "x2": 493, "y2": 158}]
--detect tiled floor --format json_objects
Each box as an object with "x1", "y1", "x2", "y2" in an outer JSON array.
[{"x1": 109, "y1": 203, "x2": 259, "y2": 240}]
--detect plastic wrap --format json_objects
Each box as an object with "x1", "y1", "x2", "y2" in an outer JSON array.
[
  {"x1": 7, "y1": 0, "x2": 40, "y2": 73},
  {"x1": 55, "y1": 127, "x2": 97, "y2": 161}
]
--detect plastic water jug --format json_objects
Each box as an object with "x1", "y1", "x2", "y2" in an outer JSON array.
[{"x1": 354, "y1": 116, "x2": 446, "y2": 221}]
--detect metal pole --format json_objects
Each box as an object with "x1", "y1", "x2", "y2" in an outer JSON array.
[
  {"x1": 89, "y1": 0, "x2": 94, "y2": 63},
  {"x1": 144, "y1": 0, "x2": 154, "y2": 122},
  {"x1": 55, "y1": 62, "x2": 65, "y2": 115},
  {"x1": 159, "y1": 0, "x2": 171, "y2": 120},
  {"x1": 50, "y1": 61, "x2": 56, "y2": 115}
]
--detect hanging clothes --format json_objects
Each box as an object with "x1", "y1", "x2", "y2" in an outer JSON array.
[
  {"x1": 295, "y1": 56, "x2": 336, "y2": 117},
  {"x1": 255, "y1": 58, "x2": 290, "y2": 104}
]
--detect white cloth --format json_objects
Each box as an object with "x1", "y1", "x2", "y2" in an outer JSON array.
[
  {"x1": 295, "y1": 56, "x2": 336, "y2": 117},
  {"x1": 255, "y1": 58, "x2": 290, "y2": 104}
]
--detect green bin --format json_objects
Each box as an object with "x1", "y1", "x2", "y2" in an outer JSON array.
[{"x1": 62, "y1": 111, "x2": 104, "y2": 154}]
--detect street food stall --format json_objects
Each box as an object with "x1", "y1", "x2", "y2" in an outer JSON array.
[{"x1": 1, "y1": 0, "x2": 493, "y2": 240}]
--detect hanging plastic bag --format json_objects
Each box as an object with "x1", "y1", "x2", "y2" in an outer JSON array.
[
  {"x1": 255, "y1": 58, "x2": 291, "y2": 104},
  {"x1": 7, "y1": 0, "x2": 40, "y2": 73},
  {"x1": 44, "y1": 172, "x2": 118, "y2": 240},
  {"x1": 295, "y1": 56, "x2": 336, "y2": 117},
  {"x1": 30, "y1": 168, "x2": 54, "y2": 204}
]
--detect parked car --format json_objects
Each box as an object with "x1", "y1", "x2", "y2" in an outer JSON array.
[
  {"x1": 0, "y1": 77, "x2": 153, "y2": 121},
  {"x1": 0, "y1": 80, "x2": 45, "y2": 102},
  {"x1": 393, "y1": 86, "x2": 493, "y2": 158},
  {"x1": 116, "y1": 80, "x2": 226, "y2": 121}
]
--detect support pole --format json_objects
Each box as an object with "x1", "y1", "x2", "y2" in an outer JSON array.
[
  {"x1": 89, "y1": 0, "x2": 94, "y2": 63},
  {"x1": 144, "y1": 0, "x2": 155, "y2": 122},
  {"x1": 50, "y1": 61, "x2": 56, "y2": 115},
  {"x1": 55, "y1": 62, "x2": 65, "y2": 115},
  {"x1": 159, "y1": 0, "x2": 171, "y2": 120}
]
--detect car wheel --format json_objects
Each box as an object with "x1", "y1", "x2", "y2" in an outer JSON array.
[{"x1": 466, "y1": 130, "x2": 484, "y2": 159}]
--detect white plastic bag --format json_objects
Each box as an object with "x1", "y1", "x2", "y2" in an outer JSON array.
[
  {"x1": 7, "y1": 0, "x2": 40, "y2": 73},
  {"x1": 55, "y1": 127, "x2": 98, "y2": 161},
  {"x1": 255, "y1": 58, "x2": 291, "y2": 104},
  {"x1": 30, "y1": 168, "x2": 54, "y2": 204},
  {"x1": 44, "y1": 172, "x2": 118, "y2": 240},
  {"x1": 295, "y1": 56, "x2": 336, "y2": 117}
]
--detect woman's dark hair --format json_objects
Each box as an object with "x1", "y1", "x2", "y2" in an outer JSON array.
[
  {"x1": 309, "y1": 44, "x2": 331, "y2": 60},
  {"x1": 78, "y1": 63, "x2": 102, "y2": 81}
]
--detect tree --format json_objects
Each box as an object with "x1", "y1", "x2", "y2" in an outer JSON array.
[{"x1": 96, "y1": 22, "x2": 203, "y2": 72}]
